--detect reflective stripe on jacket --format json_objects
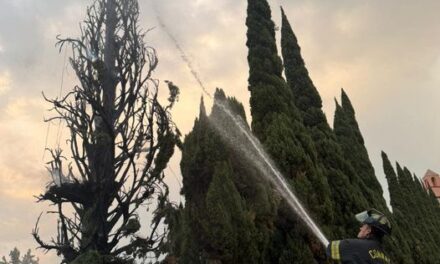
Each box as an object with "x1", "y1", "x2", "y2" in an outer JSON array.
[{"x1": 326, "y1": 239, "x2": 390, "y2": 264}]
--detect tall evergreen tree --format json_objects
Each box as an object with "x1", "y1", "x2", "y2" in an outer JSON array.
[
  {"x1": 204, "y1": 161, "x2": 258, "y2": 263},
  {"x1": 333, "y1": 91, "x2": 415, "y2": 262},
  {"x1": 401, "y1": 166, "x2": 440, "y2": 263},
  {"x1": 382, "y1": 152, "x2": 440, "y2": 263},
  {"x1": 246, "y1": 0, "x2": 291, "y2": 138},
  {"x1": 281, "y1": 7, "x2": 368, "y2": 237},
  {"x1": 334, "y1": 89, "x2": 386, "y2": 210},
  {"x1": 419, "y1": 177, "x2": 440, "y2": 231},
  {"x1": 381, "y1": 152, "x2": 414, "y2": 264},
  {"x1": 167, "y1": 90, "x2": 274, "y2": 263},
  {"x1": 246, "y1": 0, "x2": 336, "y2": 261},
  {"x1": 280, "y1": 8, "x2": 323, "y2": 127}
]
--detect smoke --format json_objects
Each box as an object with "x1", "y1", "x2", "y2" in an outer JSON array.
[{"x1": 152, "y1": 2, "x2": 213, "y2": 99}]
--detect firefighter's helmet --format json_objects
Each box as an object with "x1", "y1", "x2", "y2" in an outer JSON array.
[{"x1": 355, "y1": 208, "x2": 391, "y2": 235}]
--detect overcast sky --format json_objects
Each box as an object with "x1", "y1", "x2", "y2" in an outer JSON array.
[{"x1": 0, "y1": 0, "x2": 439, "y2": 263}]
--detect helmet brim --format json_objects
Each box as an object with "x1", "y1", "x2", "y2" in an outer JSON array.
[{"x1": 355, "y1": 210, "x2": 369, "y2": 223}]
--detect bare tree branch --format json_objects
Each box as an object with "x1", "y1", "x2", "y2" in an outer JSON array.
[{"x1": 34, "y1": 1, "x2": 180, "y2": 262}]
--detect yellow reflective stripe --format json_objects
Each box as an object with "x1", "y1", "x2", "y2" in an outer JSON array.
[
  {"x1": 335, "y1": 240, "x2": 341, "y2": 260},
  {"x1": 331, "y1": 241, "x2": 336, "y2": 259},
  {"x1": 331, "y1": 240, "x2": 341, "y2": 261}
]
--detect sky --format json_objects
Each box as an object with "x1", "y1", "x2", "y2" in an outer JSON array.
[{"x1": 0, "y1": 0, "x2": 439, "y2": 263}]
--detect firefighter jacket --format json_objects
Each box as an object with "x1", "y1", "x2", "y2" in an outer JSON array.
[{"x1": 326, "y1": 238, "x2": 390, "y2": 264}]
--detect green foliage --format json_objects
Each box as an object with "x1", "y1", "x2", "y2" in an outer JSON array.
[
  {"x1": 334, "y1": 90, "x2": 385, "y2": 209},
  {"x1": 280, "y1": 7, "x2": 323, "y2": 126},
  {"x1": 165, "y1": 92, "x2": 272, "y2": 263},
  {"x1": 332, "y1": 91, "x2": 417, "y2": 262},
  {"x1": 333, "y1": 89, "x2": 418, "y2": 262},
  {"x1": 246, "y1": 0, "x2": 338, "y2": 261},
  {"x1": 281, "y1": 7, "x2": 371, "y2": 241},
  {"x1": 204, "y1": 162, "x2": 259, "y2": 263},
  {"x1": 246, "y1": 0, "x2": 297, "y2": 139},
  {"x1": 164, "y1": 1, "x2": 440, "y2": 263},
  {"x1": 382, "y1": 152, "x2": 440, "y2": 263}
]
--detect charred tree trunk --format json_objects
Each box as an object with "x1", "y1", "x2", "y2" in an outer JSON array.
[
  {"x1": 82, "y1": 0, "x2": 117, "y2": 252},
  {"x1": 33, "y1": 0, "x2": 180, "y2": 262}
]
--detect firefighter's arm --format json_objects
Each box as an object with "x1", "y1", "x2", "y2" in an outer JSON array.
[
  {"x1": 326, "y1": 240, "x2": 342, "y2": 262},
  {"x1": 326, "y1": 239, "x2": 355, "y2": 262}
]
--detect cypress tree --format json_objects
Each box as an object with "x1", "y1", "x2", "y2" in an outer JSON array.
[
  {"x1": 281, "y1": 7, "x2": 369, "y2": 237},
  {"x1": 404, "y1": 167, "x2": 440, "y2": 262},
  {"x1": 423, "y1": 180, "x2": 440, "y2": 228},
  {"x1": 245, "y1": 0, "x2": 334, "y2": 221},
  {"x1": 381, "y1": 153, "x2": 402, "y2": 211},
  {"x1": 246, "y1": 0, "x2": 335, "y2": 261},
  {"x1": 162, "y1": 204, "x2": 202, "y2": 264},
  {"x1": 280, "y1": 8, "x2": 323, "y2": 127},
  {"x1": 381, "y1": 152, "x2": 440, "y2": 263},
  {"x1": 411, "y1": 174, "x2": 440, "y2": 245},
  {"x1": 204, "y1": 161, "x2": 258, "y2": 263},
  {"x1": 395, "y1": 163, "x2": 427, "y2": 261},
  {"x1": 246, "y1": 0, "x2": 292, "y2": 139},
  {"x1": 167, "y1": 90, "x2": 278, "y2": 263},
  {"x1": 173, "y1": 97, "x2": 216, "y2": 263},
  {"x1": 333, "y1": 91, "x2": 417, "y2": 262},
  {"x1": 381, "y1": 152, "x2": 414, "y2": 264},
  {"x1": 334, "y1": 89, "x2": 385, "y2": 210}
]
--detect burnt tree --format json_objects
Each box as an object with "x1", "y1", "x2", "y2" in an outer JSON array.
[{"x1": 33, "y1": 0, "x2": 180, "y2": 263}]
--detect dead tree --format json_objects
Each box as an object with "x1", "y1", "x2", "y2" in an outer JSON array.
[{"x1": 33, "y1": 0, "x2": 180, "y2": 262}]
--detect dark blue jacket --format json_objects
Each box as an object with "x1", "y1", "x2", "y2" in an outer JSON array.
[{"x1": 326, "y1": 239, "x2": 390, "y2": 264}]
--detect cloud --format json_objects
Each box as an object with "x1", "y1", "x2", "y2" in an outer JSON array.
[
  {"x1": 0, "y1": 96, "x2": 57, "y2": 263},
  {"x1": 3, "y1": 97, "x2": 44, "y2": 119},
  {"x1": 0, "y1": 97, "x2": 48, "y2": 198},
  {"x1": 0, "y1": 71, "x2": 11, "y2": 95}
]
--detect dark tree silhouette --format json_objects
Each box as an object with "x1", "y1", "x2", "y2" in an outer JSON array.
[
  {"x1": 33, "y1": 0, "x2": 180, "y2": 263},
  {"x1": 0, "y1": 248, "x2": 39, "y2": 264}
]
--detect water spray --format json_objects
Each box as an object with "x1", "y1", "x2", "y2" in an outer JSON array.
[
  {"x1": 153, "y1": 3, "x2": 329, "y2": 247},
  {"x1": 209, "y1": 104, "x2": 329, "y2": 246}
]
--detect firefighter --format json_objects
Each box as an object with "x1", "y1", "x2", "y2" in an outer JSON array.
[{"x1": 326, "y1": 208, "x2": 391, "y2": 264}]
